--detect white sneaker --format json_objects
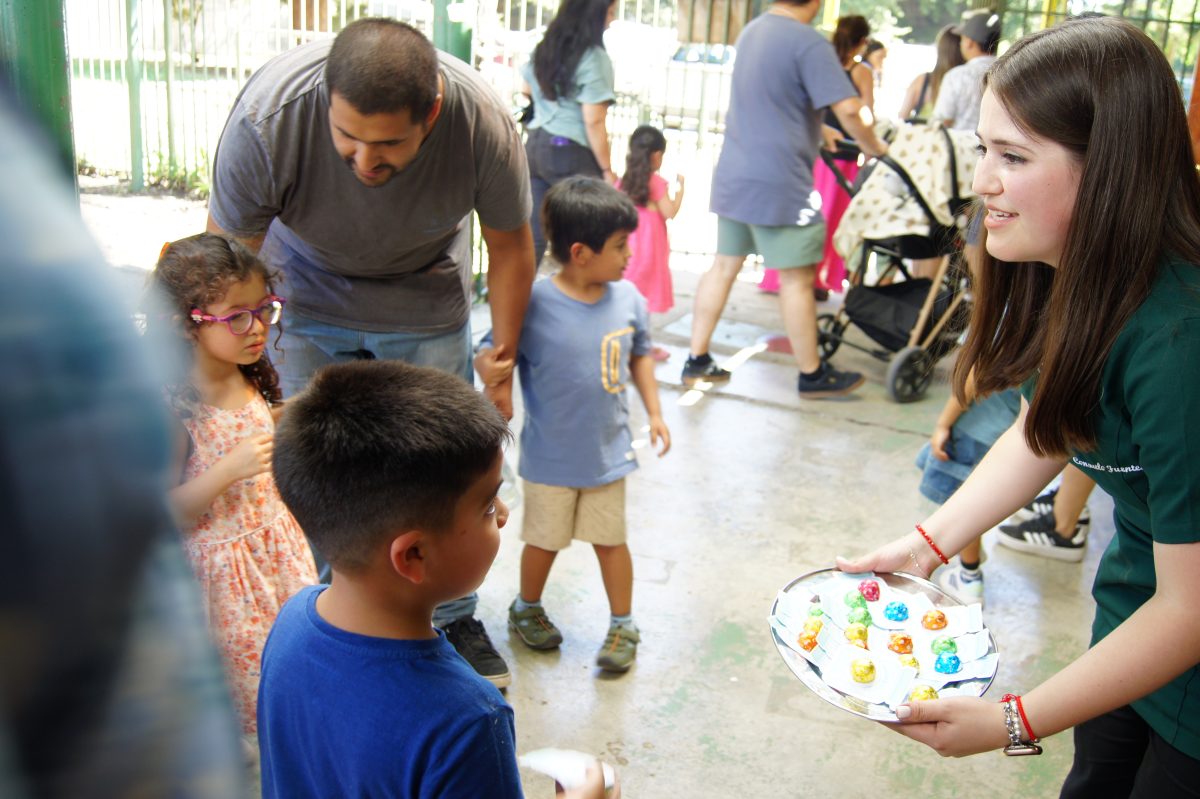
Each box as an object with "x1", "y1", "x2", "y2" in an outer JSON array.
[
  {"x1": 934, "y1": 564, "x2": 985, "y2": 608},
  {"x1": 1007, "y1": 488, "x2": 1058, "y2": 525}
]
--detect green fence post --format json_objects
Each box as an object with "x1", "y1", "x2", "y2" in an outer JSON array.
[
  {"x1": 126, "y1": 0, "x2": 144, "y2": 190},
  {"x1": 433, "y1": 0, "x2": 473, "y2": 62},
  {"x1": 0, "y1": 0, "x2": 76, "y2": 187}
]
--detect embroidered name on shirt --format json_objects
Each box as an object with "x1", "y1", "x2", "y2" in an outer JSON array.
[{"x1": 1072, "y1": 456, "x2": 1143, "y2": 474}]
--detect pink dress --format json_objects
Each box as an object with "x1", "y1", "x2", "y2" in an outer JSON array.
[
  {"x1": 759, "y1": 157, "x2": 860, "y2": 294},
  {"x1": 180, "y1": 392, "x2": 318, "y2": 733},
  {"x1": 622, "y1": 173, "x2": 674, "y2": 313}
]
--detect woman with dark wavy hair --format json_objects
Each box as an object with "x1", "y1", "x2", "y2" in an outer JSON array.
[
  {"x1": 839, "y1": 17, "x2": 1200, "y2": 794},
  {"x1": 521, "y1": 0, "x2": 618, "y2": 265}
]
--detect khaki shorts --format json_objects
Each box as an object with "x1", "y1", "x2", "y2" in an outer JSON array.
[
  {"x1": 716, "y1": 215, "x2": 826, "y2": 269},
  {"x1": 521, "y1": 478, "x2": 626, "y2": 551}
]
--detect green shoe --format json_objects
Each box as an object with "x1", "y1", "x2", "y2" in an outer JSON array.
[
  {"x1": 507, "y1": 600, "x2": 563, "y2": 650},
  {"x1": 596, "y1": 623, "x2": 639, "y2": 672}
]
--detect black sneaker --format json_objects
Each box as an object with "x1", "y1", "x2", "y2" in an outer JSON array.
[
  {"x1": 443, "y1": 617, "x2": 511, "y2": 689},
  {"x1": 1007, "y1": 488, "x2": 1058, "y2": 525},
  {"x1": 681, "y1": 354, "x2": 731, "y2": 386},
  {"x1": 996, "y1": 512, "x2": 1089, "y2": 562},
  {"x1": 797, "y1": 365, "x2": 865, "y2": 398}
]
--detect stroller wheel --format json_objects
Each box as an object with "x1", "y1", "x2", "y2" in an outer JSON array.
[
  {"x1": 817, "y1": 313, "x2": 845, "y2": 360},
  {"x1": 886, "y1": 346, "x2": 933, "y2": 403}
]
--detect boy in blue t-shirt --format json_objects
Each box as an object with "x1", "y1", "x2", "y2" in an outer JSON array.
[
  {"x1": 262, "y1": 361, "x2": 608, "y2": 798},
  {"x1": 476, "y1": 177, "x2": 671, "y2": 673}
]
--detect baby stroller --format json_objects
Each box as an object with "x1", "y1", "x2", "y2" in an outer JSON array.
[{"x1": 818, "y1": 124, "x2": 978, "y2": 402}]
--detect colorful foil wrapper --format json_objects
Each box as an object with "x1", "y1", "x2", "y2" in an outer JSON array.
[
  {"x1": 798, "y1": 632, "x2": 819, "y2": 652},
  {"x1": 803, "y1": 618, "x2": 824, "y2": 635},
  {"x1": 808, "y1": 605, "x2": 824, "y2": 618},
  {"x1": 908, "y1": 684, "x2": 939, "y2": 701},
  {"x1": 844, "y1": 590, "x2": 867, "y2": 609},
  {"x1": 934, "y1": 653, "x2": 962, "y2": 674},
  {"x1": 851, "y1": 657, "x2": 876, "y2": 684},
  {"x1": 931, "y1": 635, "x2": 957, "y2": 655},
  {"x1": 858, "y1": 579, "x2": 881, "y2": 602},
  {"x1": 898, "y1": 654, "x2": 920, "y2": 669},
  {"x1": 847, "y1": 607, "x2": 873, "y2": 627},
  {"x1": 922, "y1": 609, "x2": 948, "y2": 630},
  {"x1": 884, "y1": 601, "x2": 909, "y2": 622},
  {"x1": 887, "y1": 633, "x2": 913, "y2": 654},
  {"x1": 845, "y1": 623, "x2": 869, "y2": 643}
]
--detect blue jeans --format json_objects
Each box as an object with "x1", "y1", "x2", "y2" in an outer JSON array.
[{"x1": 276, "y1": 308, "x2": 478, "y2": 625}]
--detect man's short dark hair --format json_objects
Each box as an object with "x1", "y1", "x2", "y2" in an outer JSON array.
[
  {"x1": 542, "y1": 176, "x2": 639, "y2": 264},
  {"x1": 325, "y1": 18, "x2": 439, "y2": 120},
  {"x1": 273, "y1": 361, "x2": 510, "y2": 571}
]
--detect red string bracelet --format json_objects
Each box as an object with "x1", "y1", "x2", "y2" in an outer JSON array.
[
  {"x1": 915, "y1": 524, "x2": 950, "y2": 565},
  {"x1": 1001, "y1": 694, "x2": 1040, "y2": 741}
]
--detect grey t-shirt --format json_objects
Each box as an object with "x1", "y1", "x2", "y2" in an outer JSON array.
[
  {"x1": 710, "y1": 14, "x2": 855, "y2": 227},
  {"x1": 208, "y1": 41, "x2": 532, "y2": 332}
]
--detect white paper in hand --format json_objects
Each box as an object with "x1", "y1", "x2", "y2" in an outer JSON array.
[{"x1": 518, "y1": 748, "x2": 615, "y2": 791}]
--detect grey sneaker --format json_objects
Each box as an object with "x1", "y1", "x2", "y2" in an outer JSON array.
[
  {"x1": 797, "y1": 365, "x2": 865, "y2": 398},
  {"x1": 934, "y1": 563, "x2": 985, "y2": 608},
  {"x1": 596, "y1": 623, "x2": 640, "y2": 673},
  {"x1": 996, "y1": 512, "x2": 1089, "y2": 562},
  {"x1": 681, "y1": 355, "x2": 731, "y2": 386},
  {"x1": 508, "y1": 601, "x2": 563, "y2": 650}
]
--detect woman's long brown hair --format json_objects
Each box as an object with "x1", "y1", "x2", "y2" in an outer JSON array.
[{"x1": 955, "y1": 17, "x2": 1200, "y2": 457}]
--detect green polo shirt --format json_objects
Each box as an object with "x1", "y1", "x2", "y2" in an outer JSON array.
[{"x1": 1024, "y1": 259, "x2": 1200, "y2": 757}]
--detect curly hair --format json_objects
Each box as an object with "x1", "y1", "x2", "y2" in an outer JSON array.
[
  {"x1": 619, "y1": 125, "x2": 666, "y2": 208},
  {"x1": 143, "y1": 233, "x2": 283, "y2": 419}
]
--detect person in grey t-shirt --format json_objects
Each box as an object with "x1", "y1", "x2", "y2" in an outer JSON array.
[
  {"x1": 680, "y1": 0, "x2": 888, "y2": 398},
  {"x1": 208, "y1": 18, "x2": 533, "y2": 689},
  {"x1": 932, "y1": 10, "x2": 1002, "y2": 132}
]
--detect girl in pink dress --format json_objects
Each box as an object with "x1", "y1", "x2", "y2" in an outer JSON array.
[
  {"x1": 147, "y1": 233, "x2": 317, "y2": 735},
  {"x1": 618, "y1": 125, "x2": 684, "y2": 361}
]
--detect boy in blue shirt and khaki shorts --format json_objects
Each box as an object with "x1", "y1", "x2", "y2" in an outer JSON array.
[{"x1": 476, "y1": 177, "x2": 671, "y2": 673}]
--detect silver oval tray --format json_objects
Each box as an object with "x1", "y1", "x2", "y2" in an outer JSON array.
[{"x1": 769, "y1": 568, "x2": 998, "y2": 722}]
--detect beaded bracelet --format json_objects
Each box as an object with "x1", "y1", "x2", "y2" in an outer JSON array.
[
  {"x1": 1000, "y1": 694, "x2": 1042, "y2": 756},
  {"x1": 915, "y1": 524, "x2": 950, "y2": 565}
]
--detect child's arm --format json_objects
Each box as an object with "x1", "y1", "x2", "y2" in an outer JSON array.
[
  {"x1": 473, "y1": 345, "x2": 515, "y2": 388},
  {"x1": 168, "y1": 427, "x2": 274, "y2": 528},
  {"x1": 630, "y1": 353, "x2": 670, "y2": 456},
  {"x1": 652, "y1": 174, "x2": 685, "y2": 221},
  {"x1": 930, "y1": 394, "x2": 966, "y2": 462},
  {"x1": 931, "y1": 370, "x2": 980, "y2": 461}
]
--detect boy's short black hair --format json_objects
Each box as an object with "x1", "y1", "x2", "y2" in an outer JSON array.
[
  {"x1": 325, "y1": 18, "x2": 439, "y2": 121},
  {"x1": 273, "y1": 361, "x2": 510, "y2": 571},
  {"x1": 542, "y1": 176, "x2": 638, "y2": 264}
]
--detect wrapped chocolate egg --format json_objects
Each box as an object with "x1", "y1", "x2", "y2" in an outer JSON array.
[
  {"x1": 847, "y1": 607, "x2": 873, "y2": 627},
  {"x1": 851, "y1": 657, "x2": 876, "y2": 683},
  {"x1": 908, "y1": 685, "x2": 939, "y2": 701},
  {"x1": 858, "y1": 579, "x2": 881, "y2": 602},
  {"x1": 844, "y1": 590, "x2": 867, "y2": 609},
  {"x1": 887, "y1": 632, "x2": 913, "y2": 654},
  {"x1": 803, "y1": 617, "x2": 824, "y2": 635},
  {"x1": 922, "y1": 609, "x2": 948, "y2": 630},
  {"x1": 930, "y1": 635, "x2": 957, "y2": 655},
  {"x1": 844, "y1": 622, "x2": 869, "y2": 643},
  {"x1": 898, "y1": 654, "x2": 920, "y2": 670},
  {"x1": 797, "y1": 632, "x2": 819, "y2": 652},
  {"x1": 884, "y1": 601, "x2": 909, "y2": 622},
  {"x1": 934, "y1": 653, "x2": 962, "y2": 674},
  {"x1": 807, "y1": 605, "x2": 824, "y2": 618}
]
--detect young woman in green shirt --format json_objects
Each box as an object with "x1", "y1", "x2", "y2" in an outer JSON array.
[{"x1": 840, "y1": 16, "x2": 1200, "y2": 795}]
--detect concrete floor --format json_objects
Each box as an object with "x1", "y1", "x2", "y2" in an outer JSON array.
[{"x1": 84, "y1": 186, "x2": 1106, "y2": 798}]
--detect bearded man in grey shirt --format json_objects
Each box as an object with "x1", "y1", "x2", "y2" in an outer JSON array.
[{"x1": 207, "y1": 18, "x2": 534, "y2": 688}]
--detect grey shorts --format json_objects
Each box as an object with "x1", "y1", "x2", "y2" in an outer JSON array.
[{"x1": 716, "y1": 215, "x2": 827, "y2": 269}]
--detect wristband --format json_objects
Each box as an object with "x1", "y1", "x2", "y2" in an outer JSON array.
[
  {"x1": 1014, "y1": 694, "x2": 1039, "y2": 741},
  {"x1": 1000, "y1": 694, "x2": 1042, "y2": 756},
  {"x1": 915, "y1": 524, "x2": 950, "y2": 565}
]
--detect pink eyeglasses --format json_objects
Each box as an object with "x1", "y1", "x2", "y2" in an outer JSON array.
[{"x1": 190, "y1": 295, "x2": 286, "y2": 335}]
